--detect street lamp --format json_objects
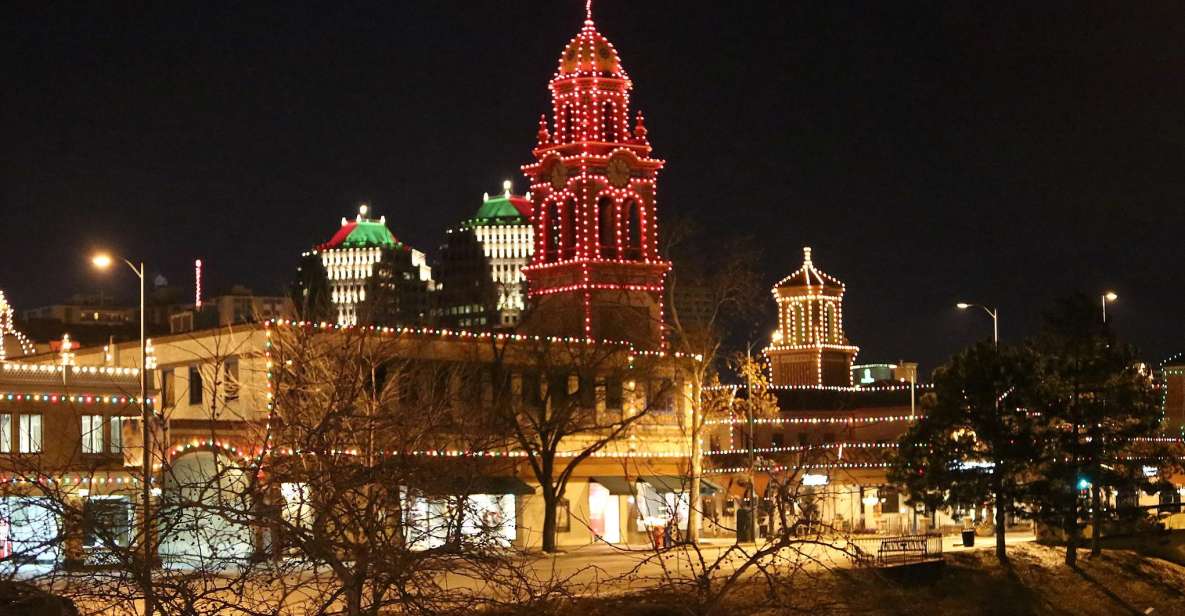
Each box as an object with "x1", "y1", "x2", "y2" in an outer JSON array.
[
  {"x1": 1101, "y1": 292, "x2": 1118, "y2": 323},
  {"x1": 92, "y1": 252, "x2": 154, "y2": 616},
  {"x1": 956, "y1": 302, "x2": 999, "y2": 346}
]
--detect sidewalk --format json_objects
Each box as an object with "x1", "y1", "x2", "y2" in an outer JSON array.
[{"x1": 537, "y1": 530, "x2": 1036, "y2": 561}]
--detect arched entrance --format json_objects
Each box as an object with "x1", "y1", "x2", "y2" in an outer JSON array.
[{"x1": 158, "y1": 450, "x2": 253, "y2": 568}]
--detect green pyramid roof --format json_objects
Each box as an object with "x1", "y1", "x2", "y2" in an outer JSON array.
[
  {"x1": 469, "y1": 193, "x2": 531, "y2": 227},
  {"x1": 319, "y1": 219, "x2": 399, "y2": 250}
]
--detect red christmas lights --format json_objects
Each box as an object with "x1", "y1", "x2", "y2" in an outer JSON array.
[{"x1": 521, "y1": 6, "x2": 670, "y2": 346}]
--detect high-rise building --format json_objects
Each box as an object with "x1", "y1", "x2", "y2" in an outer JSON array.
[
  {"x1": 520, "y1": 6, "x2": 669, "y2": 348},
  {"x1": 434, "y1": 181, "x2": 534, "y2": 330},
  {"x1": 765, "y1": 247, "x2": 859, "y2": 387},
  {"x1": 303, "y1": 205, "x2": 434, "y2": 327}
]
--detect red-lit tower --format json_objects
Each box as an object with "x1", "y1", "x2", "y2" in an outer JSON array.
[{"x1": 521, "y1": 3, "x2": 669, "y2": 348}]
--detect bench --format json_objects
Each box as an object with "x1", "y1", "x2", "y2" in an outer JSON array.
[{"x1": 876, "y1": 537, "x2": 929, "y2": 566}]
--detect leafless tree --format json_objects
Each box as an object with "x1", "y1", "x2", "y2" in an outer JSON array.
[
  {"x1": 258, "y1": 322, "x2": 527, "y2": 615},
  {"x1": 481, "y1": 334, "x2": 683, "y2": 554},
  {"x1": 663, "y1": 216, "x2": 764, "y2": 543}
]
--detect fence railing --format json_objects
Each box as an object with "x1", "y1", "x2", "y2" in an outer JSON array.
[{"x1": 846, "y1": 533, "x2": 943, "y2": 567}]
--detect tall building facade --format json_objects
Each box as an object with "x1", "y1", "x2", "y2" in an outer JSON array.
[
  {"x1": 521, "y1": 7, "x2": 669, "y2": 348},
  {"x1": 308, "y1": 205, "x2": 434, "y2": 326},
  {"x1": 434, "y1": 182, "x2": 534, "y2": 329},
  {"x1": 765, "y1": 247, "x2": 859, "y2": 387}
]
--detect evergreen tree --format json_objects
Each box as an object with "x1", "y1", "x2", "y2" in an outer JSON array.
[
  {"x1": 1026, "y1": 294, "x2": 1160, "y2": 565},
  {"x1": 890, "y1": 341, "x2": 1038, "y2": 562}
]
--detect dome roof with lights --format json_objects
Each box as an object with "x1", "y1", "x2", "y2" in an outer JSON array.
[
  {"x1": 774, "y1": 247, "x2": 845, "y2": 290},
  {"x1": 319, "y1": 206, "x2": 400, "y2": 251},
  {"x1": 472, "y1": 194, "x2": 532, "y2": 226},
  {"x1": 555, "y1": 4, "x2": 627, "y2": 79}
]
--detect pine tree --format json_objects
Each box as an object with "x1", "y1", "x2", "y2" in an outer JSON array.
[
  {"x1": 1026, "y1": 294, "x2": 1160, "y2": 565},
  {"x1": 890, "y1": 341, "x2": 1038, "y2": 562}
]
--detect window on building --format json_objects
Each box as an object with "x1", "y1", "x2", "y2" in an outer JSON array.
[
  {"x1": 159, "y1": 369, "x2": 172, "y2": 407},
  {"x1": 225, "y1": 357, "x2": 240, "y2": 401},
  {"x1": 555, "y1": 498, "x2": 571, "y2": 533},
  {"x1": 625, "y1": 200, "x2": 642, "y2": 260},
  {"x1": 83, "y1": 497, "x2": 132, "y2": 548},
  {"x1": 0, "y1": 413, "x2": 9, "y2": 452},
  {"x1": 18, "y1": 414, "x2": 41, "y2": 453},
  {"x1": 188, "y1": 365, "x2": 203, "y2": 405},
  {"x1": 81, "y1": 415, "x2": 104, "y2": 454},
  {"x1": 598, "y1": 197, "x2": 616, "y2": 258},
  {"x1": 109, "y1": 416, "x2": 124, "y2": 453},
  {"x1": 561, "y1": 199, "x2": 577, "y2": 259}
]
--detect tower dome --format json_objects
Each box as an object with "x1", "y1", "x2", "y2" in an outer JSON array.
[{"x1": 556, "y1": 13, "x2": 626, "y2": 79}]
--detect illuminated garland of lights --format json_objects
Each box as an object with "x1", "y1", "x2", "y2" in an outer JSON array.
[
  {"x1": 1, "y1": 475, "x2": 144, "y2": 486},
  {"x1": 265, "y1": 319, "x2": 700, "y2": 361},
  {"x1": 705, "y1": 414, "x2": 921, "y2": 427},
  {"x1": 1, "y1": 363, "x2": 140, "y2": 378},
  {"x1": 0, "y1": 291, "x2": 34, "y2": 360},
  {"x1": 705, "y1": 462, "x2": 894, "y2": 474},
  {"x1": 704, "y1": 383, "x2": 932, "y2": 393},
  {"x1": 0, "y1": 392, "x2": 147, "y2": 406},
  {"x1": 705, "y1": 442, "x2": 898, "y2": 456}
]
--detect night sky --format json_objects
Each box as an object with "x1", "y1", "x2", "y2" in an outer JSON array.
[{"x1": 4, "y1": 2, "x2": 1183, "y2": 372}]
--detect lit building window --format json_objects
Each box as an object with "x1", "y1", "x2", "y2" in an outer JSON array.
[{"x1": 81, "y1": 415, "x2": 104, "y2": 454}]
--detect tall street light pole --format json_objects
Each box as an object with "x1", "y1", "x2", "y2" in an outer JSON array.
[
  {"x1": 1101, "y1": 292, "x2": 1117, "y2": 323},
  {"x1": 93, "y1": 253, "x2": 153, "y2": 616},
  {"x1": 956, "y1": 302, "x2": 999, "y2": 347}
]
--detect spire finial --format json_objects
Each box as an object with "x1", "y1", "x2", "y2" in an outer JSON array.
[
  {"x1": 585, "y1": 0, "x2": 593, "y2": 22},
  {"x1": 803, "y1": 246, "x2": 812, "y2": 265}
]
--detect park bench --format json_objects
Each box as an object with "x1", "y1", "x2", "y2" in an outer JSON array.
[{"x1": 848, "y1": 533, "x2": 942, "y2": 568}]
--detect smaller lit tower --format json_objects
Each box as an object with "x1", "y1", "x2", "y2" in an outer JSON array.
[
  {"x1": 435, "y1": 181, "x2": 535, "y2": 329},
  {"x1": 765, "y1": 247, "x2": 859, "y2": 387},
  {"x1": 312, "y1": 204, "x2": 434, "y2": 326}
]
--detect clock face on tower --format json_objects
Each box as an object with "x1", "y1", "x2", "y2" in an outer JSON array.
[
  {"x1": 549, "y1": 161, "x2": 568, "y2": 190},
  {"x1": 606, "y1": 156, "x2": 631, "y2": 188}
]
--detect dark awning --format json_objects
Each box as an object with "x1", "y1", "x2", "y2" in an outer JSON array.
[
  {"x1": 590, "y1": 477, "x2": 637, "y2": 495},
  {"x1": 427, "y1": 476, "x2": 535, "y2": 496},
  {"x1": 640, "y1": 475, "x2": 720, "y2": 496}
]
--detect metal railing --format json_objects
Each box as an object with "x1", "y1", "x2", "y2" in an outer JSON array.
[{"x1": 846, "y1": 533, "x2": 943, "y2": 567}]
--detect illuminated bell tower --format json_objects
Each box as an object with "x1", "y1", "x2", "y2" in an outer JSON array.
[
  {"x1": 521, "y1": 3, "x2": 669, "y2": 348},
  {"x1": 765, "y1": 247, "x2": 859, "y2": 387}
]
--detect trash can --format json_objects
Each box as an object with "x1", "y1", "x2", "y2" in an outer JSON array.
[
  {"x1": 736, "y1": 508, "x2": 754, "y2": 542},
  {"x1": 961, "y1": 529, "x2": 975, "y2": 547}
]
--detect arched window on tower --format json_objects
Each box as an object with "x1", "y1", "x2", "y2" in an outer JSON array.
[
  {"x1": 562, "y1": 198, "x2": 577, "y2": 259},
  {"x1": 597, "y1": 197, "x2": 616, "y2": 259},
  {"x1": 828, "y1": 303, "x2": 839, "y2": 343},
  {"x1": 796, "y1": 303, "x2": 807, "y2": 344},
  {"x1": 820, "y1": 304, "x2": 830, "y2": 344},
  {"x1": 625, "y1": 200, "x2": 642, "y2": 260},
  {"x1": 602, "y1": 101, "x2": 616, "y2": 142},
  {"x1": 545, "y1": 202, "x2": 560, "y2": 262},
  {"x1": 562, "y1": 105, "x2": 576, "y2": 142}
]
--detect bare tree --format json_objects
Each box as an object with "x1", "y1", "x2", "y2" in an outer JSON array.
[
  {"x1": 663, "y1": 216, "x2": 764, "y2": 543},
  {"x1": 483, "y1": 335, "x2": 682, "y2": 554},
  {"x1": 260, "y1": 322, "x2": 523, "y2": 615}
]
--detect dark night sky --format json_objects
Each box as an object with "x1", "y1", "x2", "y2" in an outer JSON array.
[{"x1": 3, "y1": 2, "x2": 1183, "y2": 372}]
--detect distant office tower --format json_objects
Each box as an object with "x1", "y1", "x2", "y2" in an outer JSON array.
[{"x1": 435, "y1": 181, "x2": 533, "y2": 330}]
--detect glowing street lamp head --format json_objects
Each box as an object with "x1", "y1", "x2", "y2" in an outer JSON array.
[
  {"x1": 955, "y1": 302, "x2": 971, "y2": 310},
  {"x1": 1104, "y1": 292, "x2": 1118, "y2": 302},
  {"x1": 92, "y1": 254, "x2": 113, "y2": 269}
]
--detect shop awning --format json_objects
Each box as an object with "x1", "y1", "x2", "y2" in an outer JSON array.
[
  {"x1": 590, "y1": 477, "x2": 637, "y2": 495},
  {"x1": 640, "y1": 476, "x2": 721, "y2": 496},
  {"x1": 428, "y1": 476, "x2": 536, "y2": 496}
]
